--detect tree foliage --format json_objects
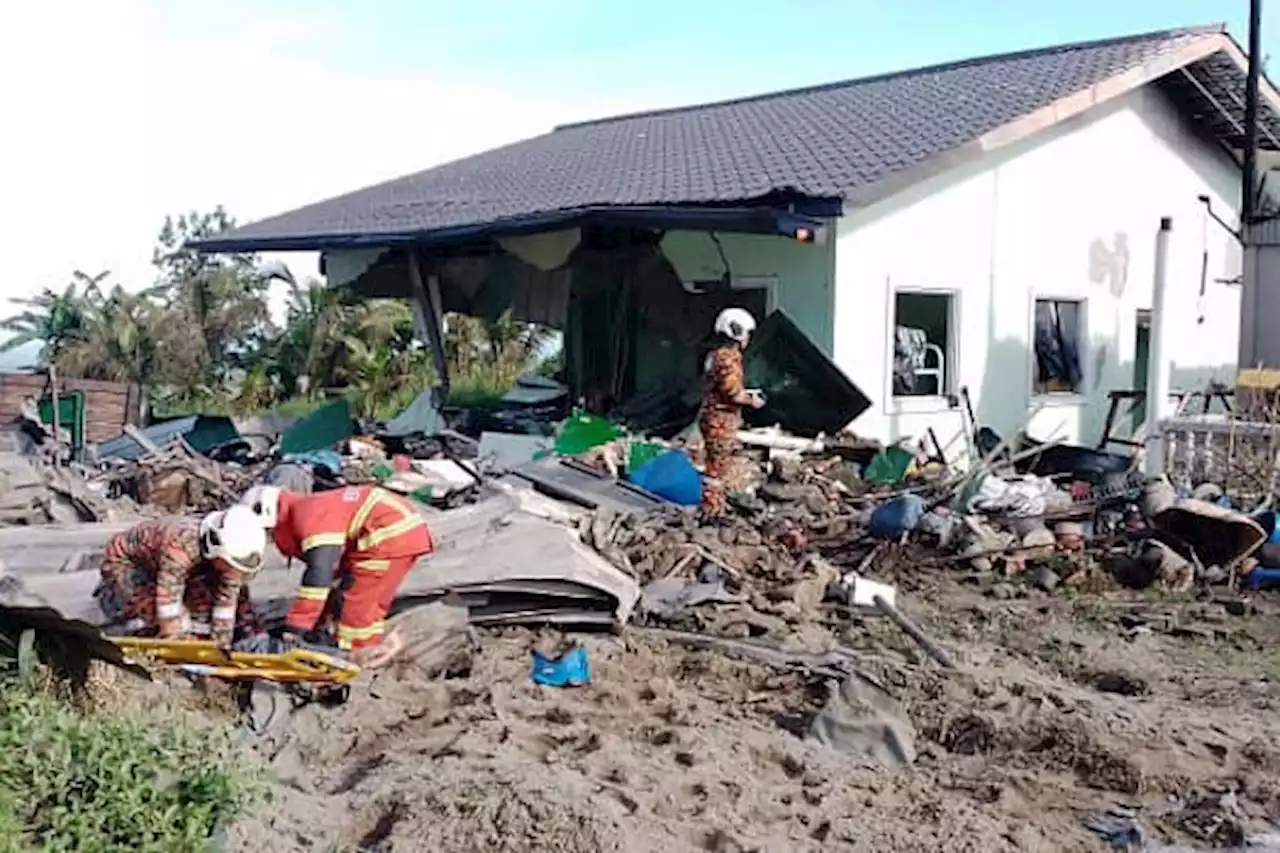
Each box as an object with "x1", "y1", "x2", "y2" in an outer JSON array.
[{"x1": 2, "y1": 209, "x2": 558, "y2": 419}]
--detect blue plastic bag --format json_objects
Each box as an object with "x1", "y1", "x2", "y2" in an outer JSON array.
[
  {"x1": 1246, "y1": 566, "x2": 1280, "y2": 590},
  {"x1": 282, "y1": 449, "x2": 344, "y2": 476},
  {"x1": 628, "y1": 449, "x2": 702, "y2": 506},
  {"x1": 1255, "y1": 509, "x2": 1280, "y2": 545},
  {"x1": 868, "y1": 494, "x2": 926, "y2": 539},
  {"x1": 530, "y1": 646, "x2": 591, "y2": 687}
]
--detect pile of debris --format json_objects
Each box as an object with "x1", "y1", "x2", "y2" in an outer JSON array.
[
  {"x1": 569, "y1": 412, "x2": 1280, "y2": 646},
  {"x1": 0, "y1": 427, "x2": 127, "y2": 525},
  {"x1": 97, "y1": 428, "x2": 272, "y2": 515}
]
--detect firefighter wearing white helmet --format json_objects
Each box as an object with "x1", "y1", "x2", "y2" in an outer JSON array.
[
  {"x1": 200, "y1": 505, "x2": 268, "y2": 576},
  {"x1": 699, "y1": 307, "x2": 766, "y2": 519},
  {"x1": 94, "y1": 507, "x2": 268, "y2": 650},
  {"x1": 713, "y1": 307, "x2": 757, "y2": 347}
]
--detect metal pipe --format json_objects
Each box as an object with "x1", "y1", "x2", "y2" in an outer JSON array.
[
  {"x1": 1243, "y1": 0, "x2": 1263, "y2": 224},
  {"x1": 1144, "y1": 217, "x2": 1174, "y2": 477}
]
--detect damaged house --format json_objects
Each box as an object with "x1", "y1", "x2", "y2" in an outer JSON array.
[{"x1": 196, "y1": 24, "x2": 1280, "y2": 446}]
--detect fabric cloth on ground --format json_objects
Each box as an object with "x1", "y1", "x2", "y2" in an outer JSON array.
[
  {"x1": 807, "y1": 672, "x2": 917, "y2": 768},
  {"x1": 967, "y1": 474, "x2": 1059, "y2": 518},
  {"x1": 868, "y1": 494, "x2": 927, "y2": 539},
  {"x1": 639, "y1": 574, "x2": 738, "y2": 619},
  {"x1": 530, "y1": 646, "x2": 591, "y2": 687}
]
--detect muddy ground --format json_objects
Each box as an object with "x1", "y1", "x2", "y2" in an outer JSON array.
[{"x1": 221, "y1": 560, "x2": 1280, "y2": 853}]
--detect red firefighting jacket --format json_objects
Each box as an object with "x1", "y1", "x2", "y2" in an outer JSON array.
[{"x1": 273, "y1": 485, "x2": 433, "y2": 635}]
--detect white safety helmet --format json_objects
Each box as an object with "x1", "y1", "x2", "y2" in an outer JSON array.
[
  {"x1": 239, "y1": 484, "x2": 282, "y2": 529},
  {"x1": 199, "y1": 506, "x2": 267, "y2": 577},
  {"x1": 713, "y1": 307, "x2": 757, "y2": 346}
]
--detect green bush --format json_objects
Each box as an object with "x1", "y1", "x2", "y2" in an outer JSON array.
[
  {"x1": 0, "y1": 686, "x2": 257, "y2": 853},
  {"x1": 444, "y1": 380, "x2": 508, "y2": 412}
]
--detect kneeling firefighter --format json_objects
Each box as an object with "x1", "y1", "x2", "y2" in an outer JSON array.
[{"x1": 95, "y1": 506, "x2": 268, "y2": 649}]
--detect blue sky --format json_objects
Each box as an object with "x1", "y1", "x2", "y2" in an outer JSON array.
[
  {"x1": 0, "y1": 0, "x2": 1272, "y2": 371},
  {"x1": 219, "y1": 0, "x2": 1275, "y2": 109}
]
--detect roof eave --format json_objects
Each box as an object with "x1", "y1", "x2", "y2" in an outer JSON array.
[{"x1": 189, "y1": 198, "x2": 844, "y2": 254}]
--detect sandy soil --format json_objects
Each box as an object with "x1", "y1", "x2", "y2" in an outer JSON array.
[{"x1": 217, "y1": 553, "x2": 1280, "y2": 853}]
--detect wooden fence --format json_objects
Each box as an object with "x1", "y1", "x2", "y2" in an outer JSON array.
[{"x1": 0, "y1": 373, "x2": 141, "y2": 443}]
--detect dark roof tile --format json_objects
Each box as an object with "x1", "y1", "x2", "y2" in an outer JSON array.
[{"x1": 205, "y1": 25, "x2": 1226, "y2": 249}]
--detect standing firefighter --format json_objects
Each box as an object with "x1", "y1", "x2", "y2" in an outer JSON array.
[
  {"x1": 94, "y1": 506, "x2": 268, "y2": 648},
  {"x1": 699, "y1": 307, "x2": 765, "y2": 519},
  {"x1": 239, "y1": 483, "x2": 435, "y2": 668}
]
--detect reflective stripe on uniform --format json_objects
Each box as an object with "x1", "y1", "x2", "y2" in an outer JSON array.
[
  {"x1": 212, "y1": 605, "x2": 236, "y2": 621},
  {"x1": 351, "y1": 559, "x2": 391, "y2": 573},
  {"x1": 301, "y1": 532, "x2": 346, "y2": 551},
  {"x1": 346, "y1": 490, "x2": 381, "y2": 539},
  {"x1": 357, "y1": 514, "x2": 425, "y2": 551},
  {"x1": 295, "y1": 585, "x2": 330, "y2": 601},
  {"x1": 336, "y1": 621, "x2": 384, "y2": 649},
  {"x1": 156, "y1": 602, "x2": 182, "y2": 619}
]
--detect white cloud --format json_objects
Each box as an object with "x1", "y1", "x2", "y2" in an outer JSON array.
[{"x1": 0, "y1": 0, "x2": 651, "y2": 316}]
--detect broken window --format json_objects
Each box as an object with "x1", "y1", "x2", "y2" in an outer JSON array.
[
  {"x1": 1033, "y1": 298, "x2": 1084, "y2": 395},
  {"x1": 892, "y1": 292, "x2": 953, "y2": 397}
]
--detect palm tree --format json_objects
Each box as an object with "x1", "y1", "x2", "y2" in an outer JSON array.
[
  {"x1": 483, "y1": 311, "x2": 556, "y2": 374},
  {"x1": 0, "y1": 270, "x2": 110, "y2": 364},
  {"x1": 59, "y1": 285, "x2": 161, "y2": 387},
  {"x1": 271, "y1": 278, "x2": 357, "y2": 398}
]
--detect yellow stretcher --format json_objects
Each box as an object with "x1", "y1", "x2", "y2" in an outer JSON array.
[{"x1": 110, "y1": 637, "x2": 362, "y2": 685}]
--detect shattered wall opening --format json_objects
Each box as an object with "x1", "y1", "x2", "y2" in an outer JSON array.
[{"x1": 329, "y1": 224, "x2": 837, "y2": 423}]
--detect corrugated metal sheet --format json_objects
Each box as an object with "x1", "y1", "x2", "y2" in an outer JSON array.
[
  {"x1": 96, "y1": 415, "x2": 241, "y2": 461},
  {"x1": 96, "y1": 416, "x2": 198, "y2": 462}
]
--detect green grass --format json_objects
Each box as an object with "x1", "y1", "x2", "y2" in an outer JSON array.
[
  {"x1": 0, "y1": 684, "x2": 259, "y2": 853},
  {"x1": 443, "y1": 380, "x2": 508, "y2": 412}
]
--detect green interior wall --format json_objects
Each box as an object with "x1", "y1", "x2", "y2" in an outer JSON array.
[{"x1": 631, "y1": 230, "x2": 835, "y2": 393}]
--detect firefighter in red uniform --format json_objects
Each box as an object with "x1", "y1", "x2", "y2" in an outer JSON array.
[{"x1": 239, "y1": 483, "x2": 434, "y2": 668}]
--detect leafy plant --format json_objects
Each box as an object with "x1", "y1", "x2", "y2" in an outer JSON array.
[{"x1": 0, "y1": 686, "x2": 257, "y2": 852}]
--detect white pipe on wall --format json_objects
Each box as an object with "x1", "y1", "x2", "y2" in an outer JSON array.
[{"x1": 1144, "y1": 216, "x2": 1174, "y2": 477}]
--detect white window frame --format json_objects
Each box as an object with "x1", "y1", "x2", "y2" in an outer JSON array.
[
  {"x1": 1029, "y1": 294, "x2": 1089, "y2": 403},
  {"x1": 885, "y1": 287, "x2": 960, "y2": 414}
]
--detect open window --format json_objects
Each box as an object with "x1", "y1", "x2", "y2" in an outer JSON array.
[
  {"x1": 892, "y1": 292, "x2": 954, "y2": 397},
  {"x1": 1033, "y1": 298, "x2": 1085, "y2": 395}
]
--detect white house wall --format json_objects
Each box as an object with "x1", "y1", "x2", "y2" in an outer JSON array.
[
  {"x1": 833, "y1": 85, "x2": 1243, "y2": 449},
  {"x1": 659, "y1": 230, "x2": 837, "y2": 353}
]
